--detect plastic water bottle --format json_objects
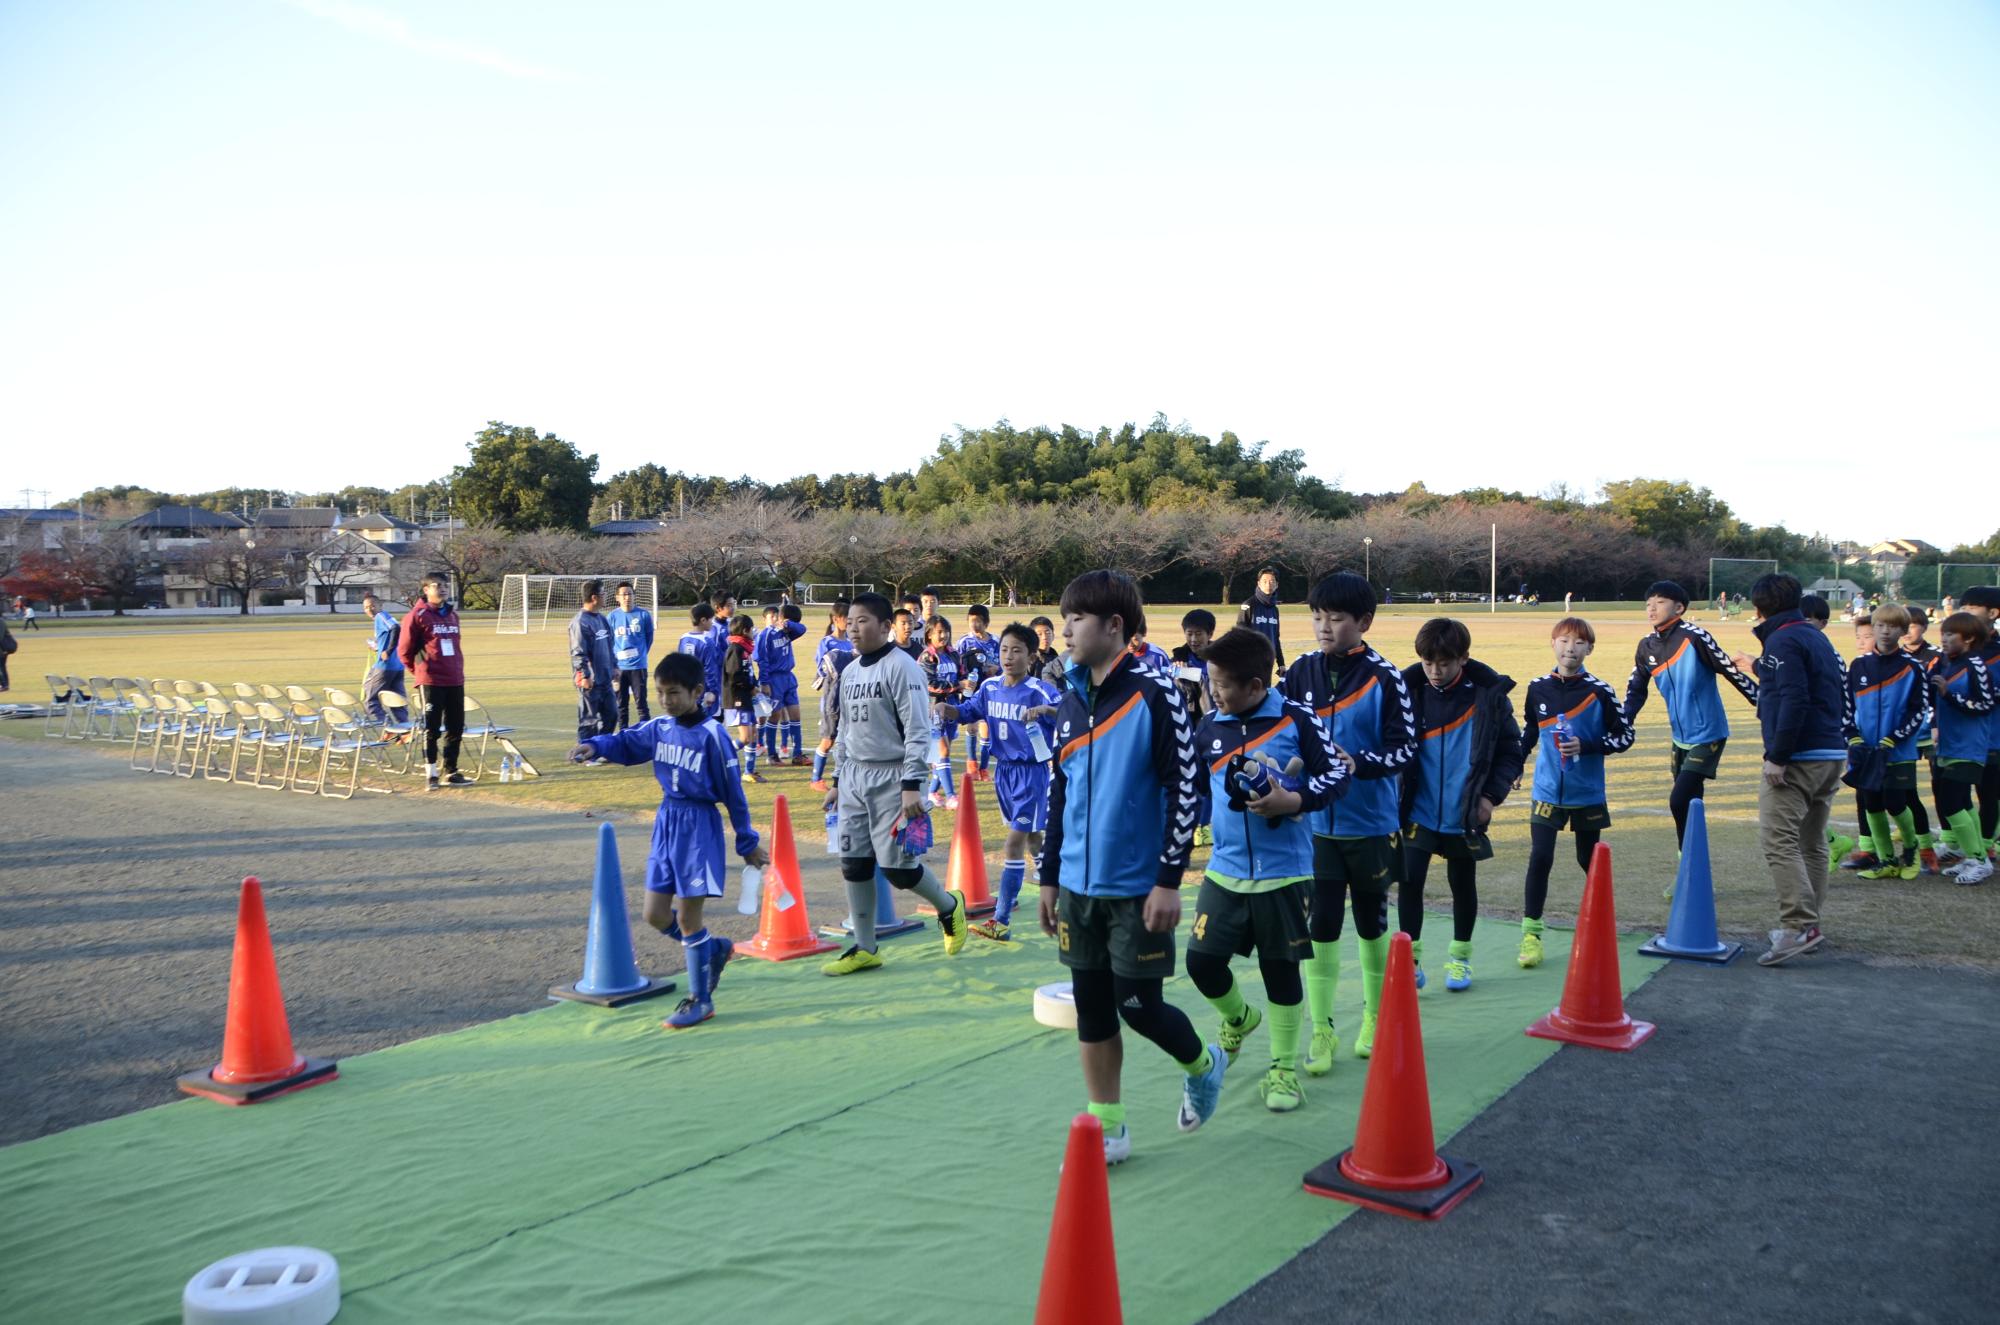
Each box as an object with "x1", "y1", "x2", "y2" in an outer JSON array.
[
  {"x1": 825, "y1": 810, "x2": 841, "y2": 855},
  {"x1": 1554, "y1": 713, "x2": 1574, "y2": 768},
  {"x1": 1026, "y1": 722, "x2": 1053, "y2": 763},
  {"x1": 499, "y1": 756, "x2": 514, "y2": 783},
  {"x1": 737, "y1": 865, "x2": 765, "y2": 915}
]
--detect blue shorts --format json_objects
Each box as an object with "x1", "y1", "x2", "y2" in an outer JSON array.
[
  {"x1": 995, "y1": 760, "x2": 1050, "y2": 833},
  {"x1": 645, "y1": 802, "x2": 727, "y2": 898},
  {"x1": 932, "y1": 719, "x2": 959, "y2": 745},
  {"x1": 764, "y1": 671, "x2": 800, "y2": 710}
]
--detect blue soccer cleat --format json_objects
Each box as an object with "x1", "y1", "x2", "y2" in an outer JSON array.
[
  {"x1": 664, "y1": 997, "x2": 713, "y2": 1030},
  {"x1": 1175, "y1": 1043, "x2": 1229, "y2": 1133}
]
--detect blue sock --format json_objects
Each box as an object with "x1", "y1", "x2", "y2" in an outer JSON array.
[
  {"x1": 812, "y1": 750, "x2": 827, "y2": 781},
  {"x1": 966, "y1": 731, "x2": 980, "y2": 767},
  {"x1": 929, "y1": 763, "x2": 947, "y2": 797},
  {"x1": 979, "y1": 738, "x2": 994, "y2": 771},
  {"x1": 997, "y1": 860, "x2": 1025, "y2": 925},
  {"x1": 764, "y1": 724, "x2": 779, "y2": 759},
  {"x1": 662, "y1": 912, "x2": 683, "y2": 943},
  {"x1": 683, "y1": 928, "x2": 711, "y2": 1002},
  {"x1": 742, "y1": 742, "x2": 757, "y2": 776},
  {"x1": 786, "y1": 721, "x2": 801, "y2": 757},
  {"x1": 939, "y1": 755, "x2": 954, "y2": 797}
]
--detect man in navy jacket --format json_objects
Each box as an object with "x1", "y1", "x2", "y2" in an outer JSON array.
[{"x1": 1745, "y1": 573, "x2": 1848, "y2": 966}]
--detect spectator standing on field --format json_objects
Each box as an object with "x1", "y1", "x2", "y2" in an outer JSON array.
[
  {"x1": 570, "y1": 579, "x2": 619, "y2": 755},
  {"x1": 399, "y1": 575, "x2": 469, "y2": 788},
  {"x1": 1237, "y1": 568, "x2": 1285, "y2": 669}
]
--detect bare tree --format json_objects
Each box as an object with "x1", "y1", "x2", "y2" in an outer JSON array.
[
  {"x1": 509, "y1": 527, "x2": 599, "y2": 576},
  {"x1": 195, "y1": 531, "x2": 302, "y2": 614},
  {"x1": 424, "y1": 524, "x2": 517, "y2": 609},
  {"x1": 1067, "y1": 500, "x2": 1186, "y2": 584},
  {"x1": 816, "y1": 509, "x2": 894, "y2": 592},
  {"x1": 954, "y1": 504, "x2": 1065, "y2": 607},
  {"x1": 1279, "y1": 513, "x2": 1353, "y2": 584},
  {"x1": 872, "y1": 512, "x2": 946, "y2": 601},
  {"x1": 1183, "y1": 501, "x2": 1296, "y2": 602},
  {"x1": 643, "y1": 510, "x2": 754, "y2": 603},
  {"x1": 80, "y1": 525, "x2": 151, "y2": 614}
]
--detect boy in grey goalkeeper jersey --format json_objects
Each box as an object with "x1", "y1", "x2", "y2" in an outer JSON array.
[{"x1": 820, "y1": 592, "x2": 969, "y2": 974}]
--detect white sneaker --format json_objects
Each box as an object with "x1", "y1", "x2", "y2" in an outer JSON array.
[
  {"x1": 1757, "y1": 927, "x2": 1823, "y2": 967},
  {"x1": 1103, "y1": 1123, "x2": 1131, "y2": 1165},
  {"x1": 1953, "y1": 859, "x2": 1993, "y2": 887}
]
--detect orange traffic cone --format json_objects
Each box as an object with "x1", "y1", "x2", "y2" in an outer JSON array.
[
  {"x1": 925, "y1": 772, "x2": 996, "y2": 916},
  {"x1": 1527, "y1": 842, "x2": 1656, "y2": 1051},
  {"x1": 1034, "y1": 1115, "x2": 1122, "y2": 1324},
  {"x1": 1303, "y1": 933, "x2": 1482, "y2": 1219},
  {"x1": 177, "y1": 878, "x2": 337, "y2": 1105},
  {"x1": 738, "y1": 795, "x2": 838, "y2": 962}
]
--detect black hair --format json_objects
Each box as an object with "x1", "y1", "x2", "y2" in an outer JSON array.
[
  {"x1": 892, "y1": 608, "x2": 915, "y2": 623},
  {"x1": 1307, "y1": 571, "x2": 1375, "y2": 621},
  {"x1": 1028, "y1": 615, "x2": 1054, "y2": 632},
  {"x1": 1904, "y1": 604, "x2": 1929, "y2": 628},
  {"x1": 1749, "y1": 573, "x2": 1803, "y2": 618},
  {"x1": 1059, "y1": 570, "x2": 1145, "y2": 643},
  {"x1": 1202, "y1": 626, "x2": 1275, "y2": 689},
  {"x1": 899, "y1": 592, "x2": 922, "y2": 607},
  {"x1": 615, "y1": 580, "x2": 633, "y2": 593},
  {"x1": 1413, "y1": 617, "x2": 1472, "y2": 661},
  {"x1": 1000, "y1": 622, "x2": 1038, "y2": 654},
  {"x1": 710, "y1": 590, "x2": 734, "y2": 609},
  {"x1": 782, "y1": 603, "x2": 802, "y2": 624},
  {"x1": 1800, "y1": 593, "x2": 1830, "y2": 623},
  {"x1": 967, "y1": 603, "x2": 990, "y2": 622},
  {"x1": 922, "y1": 586, "x2": 941, "y2": 598},
  {"x1": 850, "y1": 592, "x2": 893, "y2": 624},
  {"x1": 1181, "y1": 608, "x2": 1217, "y2": 633},
  {"x1": 691, "y1": 603, "x2": 715, "y2": 625},
  {"x1": 582, "y1": 578, "x2": 603, "y2": 603},
  {"x1": 1964, "y1": 586, "x2": 2000, "y2": 610},
  {"x1": 654, "y1": 651, "x2": 704, "y2": 691},
  {"x1": 1645, "y1": 580, "x2": 1690, "y2": 607}
]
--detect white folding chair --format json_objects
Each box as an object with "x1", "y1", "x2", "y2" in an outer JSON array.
[
  {"x1": 66, "y1": 675, "x2": 101, "y2": 739},
  {"x1": 128, "y1": 692, "x2": 166, "y2": 770},
  {"x1": 170, "y1": 695, "x2": 208, "y2": 777},
  {"x1": 250, "y1": 701, "x2": 297, "y2": 791},
  {"x1": 376, "y1": 688, "x2": 418, "y2": 775},
  {"x1": 147, "y1": 693, "x2": 186, "y2": 775},
  {"x1": 286, "y1": 701, "x2": 328, "y2": 794},
  {"x1": 88, "y1": 677, "x2": 135, "y2": 741},
  {"x1": 223, "y1": 700, "x2": 265, "y2": 783},
  {"x1": 317, "y1": 705, "x2": 388, "y2": 799},
  {"x1": 43, "y1": 674, "x2": 76, "y2": 737},
  {"x1": 196, "y1": 698, "x2": 243, "y2": 782},
  {"x1": 459, "y1": 696, "x2": 517, "y2": 781}
]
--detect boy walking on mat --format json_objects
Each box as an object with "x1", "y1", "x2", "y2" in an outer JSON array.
[
  {"x1": 571, "y1": 652, "x2": 769, "y2": 1029},
  {"x1": 1190, "y1": 627, "x2": 1349, "y2": 1113},
  {"x1": 1040, "y1": 570, "x2": 1218, "y2": 1163}
]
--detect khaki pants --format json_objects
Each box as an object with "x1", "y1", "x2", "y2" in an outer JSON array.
[{"x1": 1759, "y1": 758, "x2": 1844, "y2": 931}]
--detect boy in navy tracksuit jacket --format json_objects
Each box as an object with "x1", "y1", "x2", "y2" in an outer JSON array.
[
  {"x1": 1622, "y1": 580, "x2": 1759, "y2": 848},
  {"x1": 1189, "y1": 627, "x2": 1348, "y2": 1114},
  {"x1": 1517, "y1": 617, "x2": 1635, "y2": 970},
  {"x1": 1397, "y1": 619, "x2": 1523, "y2": 994},
  {"x1": 1277, "y1": 573, "x2": 1415, "y2": 1068},
  {"x1": 1843, "y1": 603, "x2": 1933, "y2": 881},
  {"x1": 1039, "y1": 571, "x2": 1214, "y2": 1162}
]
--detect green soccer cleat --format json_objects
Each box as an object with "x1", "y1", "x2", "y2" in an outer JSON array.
[
  {"x1": 1305, "y1": 1027, "x2": 1339, "y2": 1077},
  {"x1": 1443, "y1": 957, "x2": 1472, "y2": 991},
  {"x1": 1858, "y1": 863, "x2": 1919, "y2": 881},
  {"x1": 1218, "y1": 1004, "x2": 1263, "y2": 1063},
  {"x1": 821, "y1": 945, "x2": 884, "y2": 977},
  {"x1": 1193, "y1": 824, "x2": 1213, "y2": 848},
  {"x1": 939, "y1": 889, "x2": 969, "y2": 956},
  {"x1": 1259, "y1": 1064, "x2": 1304, "y2": 1113},
  {"x1": 1827, "y1": 832, "x2": 1855, "y2": 867},
  {"x1": 968, "y1": 918, "x2": 1012, "y2": 943},
  {"x1": 1353, "y1": 1009, "x2": 1378, "y2": 1059},
  {"x1": 1518, "y1": 931, "x2": 1544, "y2": 969}
]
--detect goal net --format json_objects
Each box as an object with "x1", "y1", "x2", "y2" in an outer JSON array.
[
  {"x1": 1937, "y1": 564, "x2": 2000, "y2": 605},
  {"x1": 927, "y1": 582, "x2": 996, "y2": 607},
  {"x1": 496, "y1": 574, "x2": 659, "y2": 634},
  {"x1": 1706, "y1": 559, "x2": 1777, "y2": 605},
  {"x1": 803, "y1": 581, "x2": 874, "y2": 605}
]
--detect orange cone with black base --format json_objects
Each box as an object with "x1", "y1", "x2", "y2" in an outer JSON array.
[
  {"x1": 177, "y1": 878, "x2": 337, "y2": 1105},
  {"x1": 1527, "y1": 842, "x2": 1656, "y2": 1051},
  {"x1": 738, "y1": 795, "x2": 838, "y2": 961},
  {"x1": 1303, "y1": 933, "x2": 1482, "y2": 1219},
  {"x1": 925, "y1": 772, "x2": 996, "y2": 916},
  {"x1": 1034, "y1": 1115, "x2": 1122, "y2": 1324}
]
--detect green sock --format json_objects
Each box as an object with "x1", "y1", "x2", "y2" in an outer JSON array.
[
  {"x1": 1086, "y1": 1099, "x2": 1125, "y2": 1129},
  {"x1": 1205, "y1": 976, "x2": 1249, "y2": 1026},
  {"x1": 1305, "y1": 940, "x2": 1340, "y2": 1032},
  {"x1": 1867, "y1": 810, "x2": 1895, "y2": 861},
  {"x1": 1356, "y1": 933, "x2": 1389, "y2": 1015},
  {"x1": 1408, "y1": 937, "x2": 1423, "y2": 966},
  {"x1": 1948, "y1": 809, "x2": 1984, "y2": 862},
  {"x1": 1522, "y1": 916, "x2": 1545, "y2": 936},
  {"x1": 1178, "y1": 1047, "x2": 1213, "y2": 1077},
  {"x1": 1447, "y1": 938, "x2": 1473, "y2": 961},
  {"x1": 1267, "y1": 1001, "x2": 1302, "y2": 1071},
  {"x1": 1893, "y1": 808, "x2": 1917, "y2": 853}
]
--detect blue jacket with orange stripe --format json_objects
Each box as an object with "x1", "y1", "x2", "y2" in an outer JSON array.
[
  {"x1": 1398, "y1": 660, "x2": 1524, "y2": 835},
  {"x1": 1042, "y1": 652, "x2": 1201, "y2": 897},
  {"x1": 1621, "y1": 618, "x2": 1758, "y2": 747},
  {"x1": 1843, "y1": 651, "x2": 1930, "y2": 761},
  {"x1": 1277, "y1": 643, "x2": 1416, "y2": 838},
  {"x1": 1519, "y1": 670, "x2": 1635, "y2": 806},
  {"x1": 1195, "y1": 691, "x2": 1349, "y2": 881}
]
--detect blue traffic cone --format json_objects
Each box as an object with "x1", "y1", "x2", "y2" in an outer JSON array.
[
  {"x1": 821, "y1": 869, "x2": 927, "y2": 941},
  {"x1": 551, "y1": 822, "x2": 678, "y2": 1006},
  {"x1": 1639, "y1": 800, "x2": 1741, "y2": 964}
]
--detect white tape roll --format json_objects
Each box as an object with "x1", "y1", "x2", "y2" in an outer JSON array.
[
  {"x1": 183, "y1": 1246, "x2": 339, "y2": 1325},
  {"x1": 1032, "y1": 981, "x2": 1078, "y2": 1030}
]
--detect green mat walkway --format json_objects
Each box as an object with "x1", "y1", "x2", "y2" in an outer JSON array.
[{"x1": 0, "y1": 920, "x2": 1655, "y2": 1323}]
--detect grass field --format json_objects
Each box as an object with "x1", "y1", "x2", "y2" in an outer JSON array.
[{"x1": 5, "y1": 603, "x2": 1992, "y2": 966}]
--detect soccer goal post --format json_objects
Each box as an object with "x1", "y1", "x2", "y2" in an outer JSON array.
[
  {"x1": 927, "y1": 582, "x2": 996, "y2": 607},
  {"x1": 1937, "y1": 564, "x2": 2000, "y2": 604},
  {"x1": 496, "y1": 574, "x2": 659, "y2": 634},
  {"x1": 803, "y1": 581, "x2": 874, "y2": 605},
  {"x1": 1706, "y1": 559, "x2": 1778, "y2": 604}
]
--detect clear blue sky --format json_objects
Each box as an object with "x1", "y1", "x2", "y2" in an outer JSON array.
[{"x1": 3, "y1": 1, "x2": 1995, "y2": 546}]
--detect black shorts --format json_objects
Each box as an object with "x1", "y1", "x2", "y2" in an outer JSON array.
[
  {"x1": 1881, "y1": 760, "x2": 1919, "y2": 792},
  {"x1": 1530, "y1": 800, "x2": 1612, "y2": 832},
  {"x1": 1057, "y1": 890, "x2": 1175, "y2": 979},
  {"x1": 1406, "y1": 823, "x2": 1494, "y2": 862},
  {"x1": 1189, "y1": 877, "x2": 1312, "y2": 962},
  {"x1": 1312, "y1": 832, "x2": 1403, "y2": 891},
  {"x1": 1669, "y1": 740, "x2": 1726, "y2": 780},
  {"x1": 1938, "y1": 758, "x2": 1984, "y2": 785}
]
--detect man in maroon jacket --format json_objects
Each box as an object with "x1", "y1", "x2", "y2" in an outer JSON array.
[{"x1": 400, "y1": 575, "x2": 469, "y2": 788}]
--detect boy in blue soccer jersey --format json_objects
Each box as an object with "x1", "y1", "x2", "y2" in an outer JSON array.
[
  {"x1": 1621, "y1": 580, "x2": 1759, "y2": 855},
  {"x1": 1397, "y1": 618, "x2": 1523, "y2": 994},
  {"x1": 1126, "y1": 630, "x2": 1173, "y2": 676},
  {"x1": 1277, "y1": 573, "x2": 1416, "y2": 1067},
  {"x1": 755, "y1": 602, "x2": 810, "y2": 765},
  {"x1": 678, "y1": 603, "x2": 720, "y2": 716},
  {"x1": 359, "y1": 592, "x2": 406, "y2": 722},
  {"x1": 1516, "y1": 617, "x2": 1636, "y2": 970},
  {"x1": 1844, "y1": 604, "x2": 1933, "y2": 881},
  {"x1": 810, "y1": 599, "x2": 854, "y2": 791},
  {"x1": 1930, "y1": 612, "x2": 1996, "y2": 883},
  {"x1": 934, "y1": 622, "x2": 1061, "y2": 941},
  {"x1": 1172, "y1": 610, "x2": 1219, "y2": 847},
  {"x1": 1190, "y1": 627, "x2": 1349, "y2": 1113},
  {"x1": 608, "y1": 581, "x2": 656, "y2": 731},
  {"x1": 956, "y1": 603, "x2": 1002, "y2": 779},
  {"x1": 570, "y1": 652, "x2": 770, "y2": 1029},
  {"x1": 921, "y1": 616, "x2": 964, "y2": 809}
]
